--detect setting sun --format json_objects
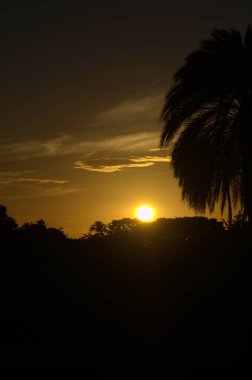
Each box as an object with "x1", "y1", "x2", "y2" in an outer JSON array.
[{"x1": 136, "y1": 205, "x2": 155, "y2": 222}]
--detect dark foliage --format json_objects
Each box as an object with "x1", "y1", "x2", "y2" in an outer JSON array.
[
  {"x1": 0, "y1": 205, "x2": 252, "y2": 370},
  {"x1": 0, "y1": 204, "x2": 17, "y2": 244},
  {"x1": 161, "y1": 26, "x2": 252, "y2": 223}
]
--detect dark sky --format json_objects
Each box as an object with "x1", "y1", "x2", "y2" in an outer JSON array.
[{"x1": 0, "y1": 0, "x2": 250, "y2": 236}]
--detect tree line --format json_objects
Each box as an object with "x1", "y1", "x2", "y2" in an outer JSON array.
[{"x1": 1, "y1": 203, "x2": 249, "y2": 249}]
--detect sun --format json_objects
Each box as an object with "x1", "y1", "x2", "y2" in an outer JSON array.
[{"x1": 136, "y1": 205, "x2": 155, "y2": 222}]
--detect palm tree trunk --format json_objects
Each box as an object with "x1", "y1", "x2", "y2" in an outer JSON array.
[
  {"x1": 240, "y1": 128, "x2": 252, "y2": 224},
  {"x1": 244, "y1": 164, "x2": 252, "y2": 224},
  {"x1": 227, "y1": 187, "x2": 232, "y2": 225},
  {"x1": 237, "y1": 103, "x2": 252, "y2": 225}
]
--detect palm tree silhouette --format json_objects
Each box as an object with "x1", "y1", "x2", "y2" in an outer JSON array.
[{"x1": 161, "y1": 26, "x2": 252, "y2": 224}]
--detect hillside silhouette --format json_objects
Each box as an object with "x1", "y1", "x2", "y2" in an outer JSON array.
[{"x1": 1, "y1": 204, "x2": 251, "y2": 369}]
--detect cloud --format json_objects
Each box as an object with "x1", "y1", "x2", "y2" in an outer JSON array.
[
  {"x1": 74, "y1": 154, "x2": 171, "y2": 173},
  {"x1": 0, "y1": 134, "x2": 73, "y2": 159},
  {"x1": 0, "y1": 171, "x2": 74, "y2": 199},
  {"x1": 0, "y1": 187, "x2": 82, "y2": 200},
  {"x1": 149, "y1": 147, "x2": 164, "y2": 152},
  {"x1": 0, "y1": 132, "x2": 160, "y2": 161},
  {"x1": 0, "y1": 178, "x2": 67, "y2": 185},
  {"x1": 0, "y1": 171, "x2": 68, "y2": 185},
  {"x1": 94, "y1": 94, "x2": 163, "y2": 130},
  {"x1": 74, "y1": 161, "x2": 154, "y2": 173},
  {"x1": 130, "y1": 155, "x2": 171, "y2": 163},
  {"x1": 0, "y1": 170, "x2": 36, "y2": 177},
  {"x1": 0, "y1": 93, "x2": 165, "y2": 162}
]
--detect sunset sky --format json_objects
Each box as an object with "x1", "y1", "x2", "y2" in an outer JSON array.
[{"x1": 0, "y1": 0, "x2": 250, "y2": 236}]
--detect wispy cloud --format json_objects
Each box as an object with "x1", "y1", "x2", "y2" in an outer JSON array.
[
  {"x1": 0, "y1": 132, "x2": 160, "y2": 161},
  {"x1": 74, "y1": 161, "x2": 154, "y2": 173},
  {"x1": 74, "y1": 154, "x2": 171, "y2": 173},
  {"x1": 0, "y1": 178, "x2": 67, "y2": 185},
  {"x1": 0, "y1": 170, "x2": 36, "y2": 177},
  {"x1": 0, "y1": 88, "x2": 166, "y2": 166},
  {"x1": 130, "y1": 155, "x2": 171, "y2": 163},
  {"x1": 0, "y1": 134, "x2": 73, "y2": 159},
  {"x1": 0, "y1": 171, "x2": 68, "y2": 185},
  {"x1": 0, "y1": 171, "x2": 74, "y2": 199},
  {"x1": 0, "y1": 186, "x2": 82, "y2": 200},
  {"x1": 94, "y1": 94, "x2": 163, "y2": 129},
  {"x1": 0, "y1": 93, "x2": 164, "y2": 162},
  {"x1": 149, "y1": 147, "x2": 164, "y2": 152}
]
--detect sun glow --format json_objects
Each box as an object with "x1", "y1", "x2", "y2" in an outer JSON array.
[{"x1": 136, "y1": 205, "x2": 155, "y2": 222}]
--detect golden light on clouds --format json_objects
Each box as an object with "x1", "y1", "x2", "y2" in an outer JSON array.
[
  {"x1": 74, "y1": 155, "x2": 171, "y2": 173},
  {"x1": 136, "y1": 205, "x2": 155, "y2": 222}
]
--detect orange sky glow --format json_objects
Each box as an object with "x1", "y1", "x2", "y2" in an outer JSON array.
[{"x1": 0, "y1": 1, "x2": 245, "y2": 237}]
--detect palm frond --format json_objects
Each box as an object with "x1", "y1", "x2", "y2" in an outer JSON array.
[{"x1": 161, "y1": 27, "x2": 252, "y2": 221}]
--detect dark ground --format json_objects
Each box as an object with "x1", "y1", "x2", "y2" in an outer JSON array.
[{"x1": 1, "y1": 215, "x2": 252, "y2": 372}]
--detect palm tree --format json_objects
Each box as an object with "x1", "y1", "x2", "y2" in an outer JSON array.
[{"x1": 160, "y1": 26, "x2": 252, "y2": 224}]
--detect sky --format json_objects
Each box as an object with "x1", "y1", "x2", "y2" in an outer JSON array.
[{"x1": 0, "y1": 0, "x2": 251, "y2": 236}]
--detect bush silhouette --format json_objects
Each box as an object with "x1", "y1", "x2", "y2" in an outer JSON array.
[{"x1": 0, "y1": 205, "x2": 251, "y2": 366}]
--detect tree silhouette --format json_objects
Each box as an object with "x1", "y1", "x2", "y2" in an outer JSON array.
[
  {"x1": 0, "y1": 204, "x2": 17, "y2": 242},
  {"x1": 161, "y1": 26, "x2": 252, "y2": 223},
  {"x1": 107, "y1": 218, "x2": 140, "y2": 234},
  {"x1": 89, "y1": 220, "x2": 107, "y2": 237},
  {"x1": 18, "y1": 219, "x2": 66, "y2": 242}
]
